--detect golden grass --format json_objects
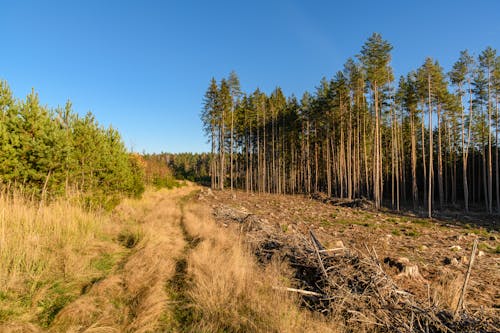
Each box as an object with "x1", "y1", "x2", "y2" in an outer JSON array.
[
  {"x1": 0, "y1": 191, "x2": 122, "y2": 331},
  {"x1": 1, "y1": 185, "x2": 343, "y2": 332},
  {"x1": 182, "y1": 201, "x2": 337, "y2": 333},
  {"x1": 50, "y1": 188, "x2": 188, "y2": 333}
]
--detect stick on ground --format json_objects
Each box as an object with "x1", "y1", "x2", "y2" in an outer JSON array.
[{"x1": 455, "y1": 238, "x2": 478, "y2": 317}]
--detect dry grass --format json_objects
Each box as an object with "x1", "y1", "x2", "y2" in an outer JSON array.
[
  {"x1": 0, "y1": 191, "x2": 122, "y2": 331},
  {"x1": 181, "y1": 201, "x2": 337, "y2": 333},
  {"x1": 1, "y1": 186, "x2": 361, "y2": 332},
  {"x1": 0, "y1": 187, "x2": 190, "y2": 332},
  {"x1": 50, "y1": 187, "x2": 189, "y2": 333}
]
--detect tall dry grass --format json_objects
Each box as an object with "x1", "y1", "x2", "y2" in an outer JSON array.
[
  {"x1": 0, "y1": 190, "x2": 123, "y2": 330},
  {"x1": 50, "y1": 187, "x2": 188, "y2": 333},
  {"x1": 182, "y1": 202, "x2": 338, "y2": 333}
]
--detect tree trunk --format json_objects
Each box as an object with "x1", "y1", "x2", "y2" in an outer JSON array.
[
  {"x1": 428, "y1": 73, "x2": 433, "y2": 218},
  {"x1": 438, "y1": 104, "x2": 444, "y2": 209},
  {"x1": 373, "y1": 82, "x2": 381, "y2": 209},
  {"x1": 411, "y1": 111, "x2": 418, "y2": 209},
  {"x1": 421, "y1": 99, "x2": 427, "y2": 212},
  {"x1": 230, "y1": 105, "x2": 234, "y2": 191},
  {"x1": 496, "y1": 94, "x2": 499, "y2": 212}
]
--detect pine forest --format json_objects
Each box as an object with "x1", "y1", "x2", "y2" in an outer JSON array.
[{"x1": 202, "y1": 33, "x2": 500, "y2": 217}]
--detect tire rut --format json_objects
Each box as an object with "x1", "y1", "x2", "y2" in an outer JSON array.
[{"x1": 163, "y1": 198, "x2": 202, "y2": 332}]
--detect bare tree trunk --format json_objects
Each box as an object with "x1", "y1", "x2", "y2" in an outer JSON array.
[
  {"x1": 230, "y1": 106, "x2": 234, "y2": 191},
  {"x1": 348, "y1": 105, "x2": 353, "y2": 199},
  {"x1": 483, "y1": 142, "x2": 488, "y2": 210},
  {"x1": 306, "y1": 120, "x2": 311, "y2": 193},
  {"x1": 400, "y1": 108, "x2": 406, "y2": 205},
  {"x1": 438, "y1": 104, "x2": 444, "y2": 209},
  {"x1": 363, "y1": 108, "x2": 370, "y2": 197},
  {"x1": 221, "y1": 103, "x2": 226, "y2": 190},
  {"x1": 340, "y1": 103, "x2": 345, "y2": 198},
  {"x1": 327, "y1": 136, "x2": 332, "y2": 197},
  {"x1": 411, "y1": 111, "x2": 418, "y2": 209},
  {"x1": 421, "y1": 102, "x2": 427, "y2": 211},
  {"x1": 211, "y1": 124, "x2": 216, "y2": 189},
  {"x1": 272, "y1": 108, "x2": 276, "y2": 193},
  {"x1": 496, "y1": 94, "x2": 499, "y2": 212},
  {"x1": 373, "y1": 83, "x2": 381, "y2": 209},
  {"x1": 391, "y1": 105, "x2": 395, "y2": 209},
  {"x1": 395, "y1": 109, "x2": 400, "y2": 211},
  {"x1": 466, "y1": 79, "x2": 474, "y2": 210},
  {"x1": 314, "y1": 126, "x2": 319, "y2": 193},
  {"x1": 263, "y1": 104, "x2": 267, "y2": 193},
  {"x1": 488, "y1": 69, "x2": 493, "y2": 214},
  {"x1": 428, "y1": 73, "x2": 433, "y2": 218}
]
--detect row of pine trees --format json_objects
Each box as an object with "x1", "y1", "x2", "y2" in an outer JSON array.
[
  {"x1": 201, "y1": 33, "x2": 500, "y2": 216},
  {"x1": 0, "y1": 80, "x2": 144, "y2": 207}
]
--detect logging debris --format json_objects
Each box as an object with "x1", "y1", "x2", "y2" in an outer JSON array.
[{"x1": 213, "y1": 203, "x2": 499, "y2": 333}]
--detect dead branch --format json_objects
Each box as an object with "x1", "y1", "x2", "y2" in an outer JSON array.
[{"x1": 455, "y1": 238, "x2": 478, "y2": 317}]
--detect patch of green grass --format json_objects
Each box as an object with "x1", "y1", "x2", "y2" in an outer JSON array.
[
  {"x1": 37, "y1": 282, "x2": 77, "y2": 327},
  {"x1": 411, "y1": 219, "x2": 431, "y2": 227},
  {"x1": 0, "y1": 307, "x2": 17, "y2": 322},
  {"x1": 469, "y1": 228, "x2": 489, "y2": 237},
  {"x1": 0, "y1": 291, "x2": 9, "y2": 301},
  {"x1": 386, "y1": 217, "x2": 399, "y2": 224},
  {"x1": 162, "y1": 258, "x2": 200, "y2": 332},
  {"x1": 117, "y1": 229, "x2": 142, "y2": 249},
  {"x1": 91, "y1": 253, "x2": 118, "y2": 273},
  {"x1": 405, "y1": 229, "x2": 421, "y2": 237},
  {"x1": 178, "y1": 189, "x2": 201, "y2": 205},
  {"x1": 280, "y1": 224, "x2": 288, "y2": 233},
  {"x1": 320, "y1": 219, "x2": 332, "y2": 227},
  {"x1": 153, "y1": 175, "x2": 184, "y2": 190},
  {"x1": 337, "y1": 219, "x2": 354, "y2": 225},
  {"x1": 478, "y1": 242, "x2": 498, "y2": 253},
  {"x1": 391, "y1": 229, "x2": 401, "y2": 236}
]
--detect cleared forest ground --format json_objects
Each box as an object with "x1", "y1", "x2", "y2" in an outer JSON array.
[{"x1": 200, "y1": 189, "x2": 499, "y2": 331}]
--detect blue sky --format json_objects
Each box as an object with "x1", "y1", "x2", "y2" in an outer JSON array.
[{"x1": 1, "y1": 0, "x2": 499, "y2": 153}]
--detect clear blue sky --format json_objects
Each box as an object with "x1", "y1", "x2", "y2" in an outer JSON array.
[{"x1": 1, "y1": 0, "x2": 499, "y2": 153}]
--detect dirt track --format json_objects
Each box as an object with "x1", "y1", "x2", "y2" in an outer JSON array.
[{"x1": 48, "y1": 186, "x2": 196, "y2": 332}]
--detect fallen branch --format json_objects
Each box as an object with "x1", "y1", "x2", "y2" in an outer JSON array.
[
  {"x1": 319, "y1": 247, "x2": 345, "y2": 253},
  {"x1": 309, "y1": 229, "x2": 329, "y2": 281},
  {"x1": 272, "y1": 286, "x2": 324, "y2": 297},
  {"x1": 455, "y1": 238, "x2": 478, "y2": 317}
]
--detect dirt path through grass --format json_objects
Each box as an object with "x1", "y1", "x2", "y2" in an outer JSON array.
[
  {"x1": 1, "y1": 185, "x2": 333, "y2": 332},
  {"x1": 48, "y1": 186, "x2": 198, "y2": 333}
]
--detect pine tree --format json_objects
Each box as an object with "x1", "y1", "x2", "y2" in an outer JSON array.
[
  {"x1": 478, "y1": 47, "x2": 497, "y2": 213},
  {"x1": 201, "y1": 78, "x2": 219, "y2": 189},
  {"x1": 358, "y1": 33, "x2": 393, "y2": 209},
  {"x1": 227, "y1": 71, "x2": 241, "y2": 191},
  {"x1": 450, "y1": 50, "x2": 475, "y2": 213}
]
